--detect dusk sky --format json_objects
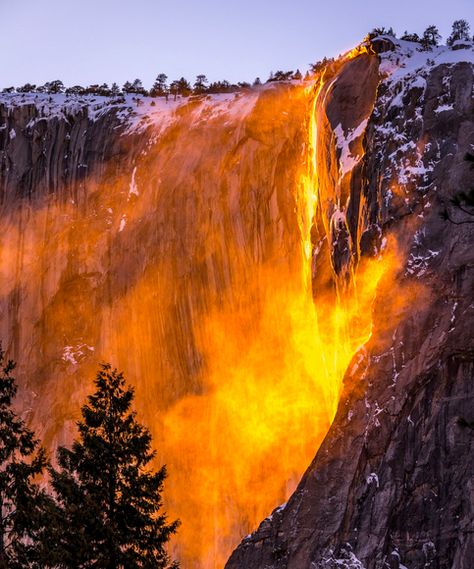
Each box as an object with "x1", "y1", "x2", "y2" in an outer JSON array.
[{"x1": 1, "y1": 0, "x2": 473, "y2": 89}]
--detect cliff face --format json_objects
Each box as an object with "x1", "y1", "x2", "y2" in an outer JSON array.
[
  {"x1": 0, "y1": 86, "x2": 338, "y2": 567},
  {"x1": 226, "y1": 40, "x2": 474, "y2": 569},
  {"x1": 1, "y1": 38, "x2": 474, "y2": 569}
]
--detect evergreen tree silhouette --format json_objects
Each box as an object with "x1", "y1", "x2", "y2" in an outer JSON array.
[
  {"x1": 49, "y1": 364, "x2": 179, "y2": 568},
  {"x1": 0, "y1": 349, "x2": 50, "y2": 568}
]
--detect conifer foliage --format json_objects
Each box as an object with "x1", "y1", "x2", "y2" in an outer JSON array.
[
  {"x1": 447, "y1": 19, "x2": 471, "y2": 46},
  {"x1": 0, "y1": 350, "x2": 49, "y2": 569},
  {"x1": 49, "y1": 364, "x2": 179, "y2": 569}
]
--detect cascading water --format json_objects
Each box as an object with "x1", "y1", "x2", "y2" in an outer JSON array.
[{"x1": 0, "y1": 47, "x2": 396, "y2": 568}]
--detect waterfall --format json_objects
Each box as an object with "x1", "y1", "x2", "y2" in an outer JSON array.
[{"x1": 0, "y1": 47, "x2": 396, "y2": 568}]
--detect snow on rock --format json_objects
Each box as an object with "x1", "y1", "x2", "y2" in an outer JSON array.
[
  {"x1": 314, "y1": 546, "x2": 367, "y2": 569},
  {"x1": 406, "y1": 248, "x2": 440, "y2": 277},
  {"x1": 377, "y1": 37, "x2": 474, "y2": 84},
  {"x1": 62, "y1": 343, "x2": 95, "y2": 366},
  {"x1": 434, "y1": 103, "x2": 454, "y2": 113},
  {"x1": 334, "y1": 119, "x2": 368, "y2": 177},
  {"x1": 406, "y1": 228, "x2": 440, "y2": 277},
  {"x1": 118, "y1": 214, "x2": 127, "y2": 232},
  {"x1": 0, "y1": 89, "x2": 262, "y2": 140},
  {"x1": 330, "y1": 208, "x2": 347, "y2": 231},
  {"x1": 365, "y1": 36, "x2": 474, "y2": 218},
  {"x1": 366, "y1": 472, "x2": 380, "y2": 488},
  {"x1": 128, "y1": 166, "x2": 139, "y2": 198}
]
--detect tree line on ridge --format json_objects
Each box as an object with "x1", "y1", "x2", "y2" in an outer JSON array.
[{"x1": 1, "y1": 21, "x2": 472, "y2": 99}]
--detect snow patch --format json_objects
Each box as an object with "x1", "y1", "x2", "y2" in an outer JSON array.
[
  {"x1": 128, "y1": 166, "x2": 139, "y2": 198},
  {"x1": 119, "y1": 215, "x2": 127, "y2": 232},
  {"x1": 434, "y1": 103, "x2": 454, "y2": 113},
  {"x1": 0, "y1": 88, "x2": 262, "y2": 140},
  {"x1": 316, "y1": 547, "x2": 367, "y2": 569},
  {"x1": 62, "y1": 344, "x2": 95, "y2": 366},
  {"x1": 334, "y1": 119, "x2": 368, "y2": 177},
  {"x1": 366, "y1": 472, "x2": 379, "y2": 488}
]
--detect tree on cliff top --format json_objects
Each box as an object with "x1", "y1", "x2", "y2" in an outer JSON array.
[
  {"x1": 366, "y1": 26, "x2": 396, "y2": 40},
  {"x1": 193, "y1": 74, "x2": 208, "y2": 94},
  {"x1": 267, "y1": 70, "x2": 294, "y2": 82},
  {"x1": 421, "y1": 25, "x2": 441, "y2": 50},
  {"x1": 400, "y1": 31, "x2": 421, "y2": 42},
  {"x1": 447, "y1": 20, "x2": 471, "y2": 46},
  {"x1": 49, "y1": 364, "x2": 179, "y2": 568},
  {"x1": 42, "y1": 80, "x2": 65, "y2": 94},
  {"x1": 150, "y1": 74, "x2": 168, "y2": 97},
  {"x1": 123, "y1": 79, "x2": 148, "y2": 96},
  {"x1": 0, "y1": 349, "x2": 50, "y2": 568},
  {"x1": 169, "y1": 77, "x2": 191, "y2": 99}
]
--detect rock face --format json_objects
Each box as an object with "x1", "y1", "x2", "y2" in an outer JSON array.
[
  {"x1": 1, "y1": 39, "x2": 474, "y2": 569},
  {"x1": 226, "y1": 41, "x2": 474, "y2": 569},
  {"x1": 0, "y1": 86, "x2": 336, "y2": 567}
]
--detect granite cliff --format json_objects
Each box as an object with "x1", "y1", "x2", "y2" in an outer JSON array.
[
  {"x1": 1, "y1": 37, "x2": 473, "y2": 569},
  {"x1": 226, "y1": 38, "x2": 474, "y2": 569}
]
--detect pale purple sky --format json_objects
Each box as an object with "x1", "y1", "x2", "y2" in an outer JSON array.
[{"x1": 1, "y1": 0, "x2": 473, "y2": 89}]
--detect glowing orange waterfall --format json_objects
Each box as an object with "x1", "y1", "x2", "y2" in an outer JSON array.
[
  {"x1": 159, "y1": 60, "x2": 393, "y2": 566},
  {"x1": 0, "y1": 48, "x2": 396, "y2": 569}
]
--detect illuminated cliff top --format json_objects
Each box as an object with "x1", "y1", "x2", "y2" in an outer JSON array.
[
  {"x1": 1, "y1": 39, "x2": 473, "y2": 139},
  {"x1": 376, "y1": 36, "x2": 474, "y2": 80},
  {"x1": 0, "y1": 85, "x2": 281, "y2": 136}
]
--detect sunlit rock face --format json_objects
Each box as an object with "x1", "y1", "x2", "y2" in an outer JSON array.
[
  {"x1": 2, "y1": 38, "x2": 473, "y2": 569},
  {"x1": 226, "y1": 40, "x2": 474, "y2": 569},
  {"x1": 0, "y1": 75, "x2": 384, "y2": 569}
]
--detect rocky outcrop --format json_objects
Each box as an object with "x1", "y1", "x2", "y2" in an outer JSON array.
[
  {"x1": 0, "y1": 98, "x2": 138, "y2": 202},
  {"x1": 226, "y1": 41, "x2": 474, "y2": 569}
]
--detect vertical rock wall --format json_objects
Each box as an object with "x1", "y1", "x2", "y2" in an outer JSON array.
[{"x1": 226, "y1": 41, "x2": 474, "y2": 569}]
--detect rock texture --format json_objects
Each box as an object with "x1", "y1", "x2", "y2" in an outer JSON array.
[
  {"x1": 0, "y1": 85, "x2": 325, "y2": 567},
  {"x1": 0, "y1": 87, "x2": 307, "y2": 425},
  {"x1": 226, "y1": 40, "x2": 474, "y2": 569},
  {"x1": 1, "y1": 38, "x2": 474, "y2": 569}
]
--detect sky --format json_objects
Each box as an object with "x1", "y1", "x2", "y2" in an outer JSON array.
[{"x1": 1, "y1": 0, "x2": 473, "y2": 89}]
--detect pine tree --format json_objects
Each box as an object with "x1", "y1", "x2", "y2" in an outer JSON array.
[
  {"x1": 99, "y1": 83, "x2": 112, "y2": 96},
  {"x1": 49, "y1": 364, "x2": 179, "y2": 569},
  {"x1": 193, "y1": 74, "x2": 208, "y2": 94},
  {"x1": 400, "y1": 31, "x2": 421, "y2": 42},
  {"x1": 65, "y1": 85, "x2": 85, "y2": 95},
  {"x1": 293, "y1": 69, "x2": 302, "y2": 81},
  {"x1": 447, "y1": 19, "x2": 471, "y2": 46},
  {"x1": 44, "y1": 80, "x2": 65, "y2": 94},
  {"x1": 169, "y1": 80, "x2": 179, "y2": 100},
  {"x1": 0, "y1": 349, "x2": 49, "y2": 568},
  {"x1": 16, "y1": 83, "x2": 37, "y2": 93},
  {"x1": 132, "y1": 78, "x2": 148, "y2": 96},
  {"x1": 421, "y1": 25, "x2": 441, "y2": 50},
  {"x1": 110, "y1": 82, "x2": 121, "y2": 97},
  {"x1": 366, "y1": 26, "x2": 388, "y2": 40},
  {"x1": 269, "y1": 70, "x2": 293, "y2": 82},
  {"x1": 176, "y1": 77, "x2": 191, "y2": 96},
  {"x1": 150, "y1": 74, "x2": 168, "y2": 97}
]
